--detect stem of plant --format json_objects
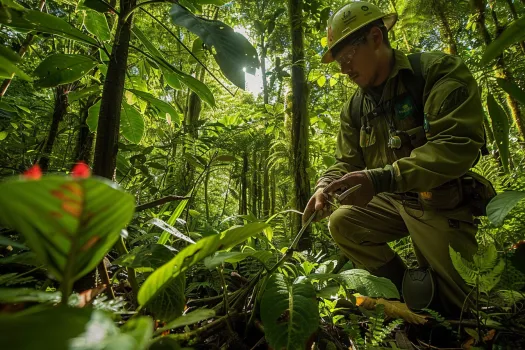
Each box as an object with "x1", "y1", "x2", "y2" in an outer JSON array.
[{"x1": 218, "y1": 267, "x2": 234, "y2": 334}]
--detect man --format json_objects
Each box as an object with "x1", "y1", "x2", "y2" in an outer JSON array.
[{"x1": 303, "y1": 1, "x2": 488, "y2": 316}]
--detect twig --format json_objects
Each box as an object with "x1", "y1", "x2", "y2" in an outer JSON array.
[
  {"x1": 135, "y1": 195, "x2": 190, "y2": 211},
  {"x1": 218, "y1": 267, "x2": 234, "y2": 334},
  {"x1": 249, "y1": 337, "x2": 266, "y2": 350}
]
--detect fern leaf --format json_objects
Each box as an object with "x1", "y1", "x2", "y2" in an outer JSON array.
[{"x1": 449, "y1": 246, "x2": 478, "y2": 286}]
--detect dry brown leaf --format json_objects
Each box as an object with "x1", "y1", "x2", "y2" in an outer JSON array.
[{"x1": 356, "y1": 296, "x2": 428, "y2": 325}]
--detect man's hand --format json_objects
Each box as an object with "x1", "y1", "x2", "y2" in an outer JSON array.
[
  {"x1": 302, "y1": 187, "x2": 331, "y2": 224},
  {"x1": 323, "y1": 171, "x2": 375, "y2": 207}
]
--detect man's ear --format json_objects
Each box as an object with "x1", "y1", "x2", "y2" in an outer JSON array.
[{"x1": 370, "y1": 26, "x2": 383, "y2": 49}]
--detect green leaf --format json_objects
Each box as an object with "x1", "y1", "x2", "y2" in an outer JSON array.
[
  {"x1": 487, "y1": 191, "x2": 525, "y2": 227},
  {"x1": 0, "y1": 131, "x2": 7, "y2": 141},
  {"x1": 0, "y1": 0, "x2": 98, "y2": 47},
  {"x1": 0, "y1": 235, "x2": 27, "y2": 249},
  {"x1": 80, "y1": 0, "x2": 112, "y2": 13},
  {"x1": 155, "y1": 309, "x2": 215, "y2": 335},
  {"x1": 158, "y1": 198, "x2": 190, "y2": 245},
  {"x1": 214, "y1": 155, "x2": 236, "y2": 162},
  {"x1": 138, "y1": 222, "x2": 268, "y2": 308},
  {"x1": 260, "y1": 273, "x2": 319, "y2": 350},
  {"x1": 0, "y1": 288, "x2": 61, "y2": 304},
  {"x1": 86, "y1": 100, "x2": 101, "y2": 132},
  {"x1": 121, "y1": 101, "x2": 145, "y2": 143},
  {"x1": 84, "y1": 9, "x2": 111, "y2": 42},
  {"x1": 481, "y1": 17, "x2": 525, "y2": 65},
  {"x1": 163, "y1": 70, "x2": 182, "y2": 90},
  {"x1": 0, "y1": 176, "x2": 135, "y2": 283},
  {"x1": 34, "y1": 54, "x2": 97, "y2": 88},
  {"x1": 204, "y1": 250, "x2": 273, "y2": 270},
  {"x1": 0, "y1": 306, "x2": 142, "y2": 350},
  {"x1": 147, "y1": 274, "x2": 186, "y2": 321},
  {"x1": 149, "y1": 218, "x2": 195, "y2": 244},
  {"x1": 68, "y1": 85, "x2": 102, "y2": 102},
  {"x1": 496, "y1": 78, "x2": 525, "y2": 106},
  {"x1": 487, "y1": 93, "x2": 510, "y2": 172},
  {"x1": 305, "y1": 269, "x2": 400, "y2": 299},
  {"x1": 0, "y1": 45, "x2": 31, "y2": 81},
  {"x1": 121, "y1": 316, "x2": 154, "y2": 349},
  {"x1": 128, "y1": 89, "x2": 180, "y2": 125},
  {"x1": 170, "y1": 4, "x2": 259, "y2": 89},
  {"x1": 113, "y1": 243, "x2": 176, "y2": 270},
  {"x1": 132, "y1": 27, "x2": 214, "y2": 107}
]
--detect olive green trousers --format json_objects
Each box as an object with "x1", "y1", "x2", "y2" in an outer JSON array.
[{"x1": 328, "y1": 193, "x2": 478, "y2": 312}]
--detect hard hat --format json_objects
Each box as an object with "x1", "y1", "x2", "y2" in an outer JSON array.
[{"x1": 321, "y1": 2, "x2": 397, "y2": 63}]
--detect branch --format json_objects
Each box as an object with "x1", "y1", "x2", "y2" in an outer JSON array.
[{"x1": 135, "y1": 195, "x2": 190, "y2": 212}]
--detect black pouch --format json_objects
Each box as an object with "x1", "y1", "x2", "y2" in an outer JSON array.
[{"x1": 461, "y1": 171, "x2": 497, "y2": 216}]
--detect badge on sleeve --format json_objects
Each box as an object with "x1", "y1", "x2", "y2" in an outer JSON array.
[{"x1": 394, "y1": 95, "x2": 414, "y2": 121}]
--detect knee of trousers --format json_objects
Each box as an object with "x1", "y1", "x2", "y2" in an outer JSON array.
[{"x1": 328, "y1": 206, "x2": 363, "y2": 244}]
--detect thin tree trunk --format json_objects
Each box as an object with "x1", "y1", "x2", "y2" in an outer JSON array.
[
  {"x1": 270, "y1": 168, "x2": 276, "y2": 215},
  {"x1": 74, "y1": 96, "x2": 97, "y2": 163},
  {"x1": 38, "y1": 86, "x2": 68, "y2": 172},
  {"x1": 250, "y1": 151, "x2": 257, "y2": 216},
  {"x1": 240, "y1": 152, "x2": 248, "y2": 215},
  {"x1": 204, "y1": 170, "x2": 210, "y2": 221},
  {"x1": 505, "y1": 0, "x2": 525, "y2": 54},
  {"x1": 436, "y1": 5, "x2": 458, "y2": 55},
  {"x1": 288, "y1": 0, "x2": 311, "y2": 249},
  {"x1": 0, "y1": 0, "x2": 46, "y2": 97},
  {"x1": 471, "y1": 0, "x2": 525, "y2": 140},
  {"x1": 260, "y1": 34, "x2": 271, "y2": 218},
  {"x1": 93, "y1": 0, "x2": 136, "y2": 179}
]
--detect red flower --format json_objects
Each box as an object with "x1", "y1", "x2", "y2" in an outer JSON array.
[
  {"x1": 71, "y1": 162, "x2": 91, "y2": 178},
  {"x1": 23, "y1": 165, "x2": 42, "y2": 180}
]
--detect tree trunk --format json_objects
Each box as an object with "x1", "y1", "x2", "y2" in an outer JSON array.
[
  {"x1": 270, "y1": 168, "x2": 276, "y2": 215},
  {"x1": 0, "y1": 0, "x2": 46, "y2": 97},
  {"x1": 435, "y1": 4, "x2": 458, "y2": 55},
  {"x1": 260, "y1": 34, "x2": 271, "y2": 218},
  {"x1": 240, "y1": 152, "x2": 248, "y2": 215},
  {"x1": 288, "y1": 0, "x2": 311, "y2": 249},
  {"x1": 74, "y1": 96, "x2": 97, "y2": 164},
  {"x1": 250, "y1": 150, "x2": 257, "y2": 216},
  {"x1": 92, "y1": 0, "x2": 136, "y2": 179},
  {"x1": 505, "y1": 0, "x2": 525, "y2": 54},
  {"x1": 471, "y1": 0, "x2": 525, "y2": 141},
  {"x1": 38, "y1": 86, "x2": 68, "y2": 172}
]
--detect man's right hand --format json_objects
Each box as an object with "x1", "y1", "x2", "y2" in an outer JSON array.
[{"x1": 302, "y1": 187, "x2": 331, "y2": 225}]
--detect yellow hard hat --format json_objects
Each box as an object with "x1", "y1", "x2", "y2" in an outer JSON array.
[{"x1": 321, "y1": 2, "x2": 398, "y2": 63}]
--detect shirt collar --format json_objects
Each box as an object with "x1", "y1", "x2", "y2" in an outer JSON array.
[{"x1": 388, "y1": 49, "x2": 414, "y2": 79}]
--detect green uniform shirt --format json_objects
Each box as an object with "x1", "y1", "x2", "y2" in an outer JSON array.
[{"x1": 317, "y1": 49, "x2": 485, "y2": 194}]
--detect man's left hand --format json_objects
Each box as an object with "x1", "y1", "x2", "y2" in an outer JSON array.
[{"x1": 323, "y1": 171, "x2": 375, "y2": 207}]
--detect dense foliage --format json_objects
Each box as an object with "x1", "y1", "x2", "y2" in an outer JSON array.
[{"x1": 0, "y1": 0, "x2": 525, "y2": 348}]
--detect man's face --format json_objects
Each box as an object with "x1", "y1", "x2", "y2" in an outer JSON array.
[{"x1": 334, "y1": 33, "x2": 379, "y2": 88}]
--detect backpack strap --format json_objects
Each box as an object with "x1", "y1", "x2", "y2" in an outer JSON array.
[
  {"x1": 404, "y1": 53, "x2": 425, "y2": 120},
  {"x1": 350, "y1": 89, "x2": 363, "y2": 129}
]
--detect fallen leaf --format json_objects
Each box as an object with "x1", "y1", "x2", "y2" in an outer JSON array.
[
  {"x1": 77, "y1": 284, "x2": 106, "y2": 307},
  {"x1": 356, "y1": 296, "x2": 427, "y2": 325}
]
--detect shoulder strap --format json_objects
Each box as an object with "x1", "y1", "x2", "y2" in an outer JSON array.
[
  {"x1": 350, "y1": 90, "x2": 363, "y2": 129},
  {"x1": 404, "y1": 53, "x2": 425, "y2": 118}
]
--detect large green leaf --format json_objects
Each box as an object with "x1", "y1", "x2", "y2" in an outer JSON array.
[
  {"x1": 0, "y1": 288, "x2": 61, "y2": 304},
  {"x1": 487, "y1": 191, "x2": 525, "y2": 227},
  {"x1": 155, "y1": 309, "x2": 215, "y2": 334},
  {"x1": 121, "y1": 101, "x2": 145, "y2": 144},
  {"x1": 113, "y1": 243, "x2": 176, "y2": 271},
  {"x1": 158, "y1": 197, "x2": 190, "y2": 245},
  {"x1": 80, "y1": 0, "x2": 112, "y2": 13},
  {"x1": 121, "y1": 316, "x2": 154, "y2": 349},
  {"x1": 0, "y1": 176, "x2": 135, "y2": 284},
  {"x1": 87, "y1": 100, "x2": 101, "y2": 131},
  {"x1": 34, "y1": 54, "x2": 97, "y2": 88},
  {"x1": 481, "y1": 17, "x2": 525, "y2": 65},
  {"x1": 149, "y1": 218, "x2": 194, "y2": 244},
  {"x1": 170, "y1": 4, "x2": 259, "y2": 89},
  {"x1": 68, "y1": 85, "x2": 102, "y2": 102},
  {"x1": 84, "y1": 9, "x2": 111, "y2": 42},
  {"x1": 0, "y1": 306, "x2": 144, "y2": 350},
  {"x1": 0, "y1": 0, "x2": 98, "y2": 47},
  {"x1": 128, "y1": 89, "x2": 180, "y2": 125},
  {"x1": 132, "y1": 27, "x2": 215, "y2": 107},
  {"x1": 147, "y1": 274, "x2": 186, "y2": 321},
  {"x1": 487, "y1": 93, "x2": 510, "y2": 172},
  {"x1": 204, "y1": 250, "x2": 273, "y2": 270},
  {"x1": 0, "y1": 45, "x2": 31, "y2": 81},
  {"x1": 260, "y1": 273, "x2": 319, "y2": 350},
  {"x1": 497, "y1": 78, "x2": 525, "y2": 106},
  {"x1": 138, "y1": 222, "x2": 268, "y2": 308},
  {"x1": 305, "y1": 269, "x2": 399, "y2": 299}
]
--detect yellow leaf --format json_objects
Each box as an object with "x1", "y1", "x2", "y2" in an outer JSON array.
[
  {"x1": 329, "y1": 77, "x2": 338, "y2": 87},
  {"x1": 320, "y1": 37, "x2": 328, "y2": 48},
  {"x1": 356, "y1": 296, "x2": 428, "y2": 325},
  {"x1": 317, "y1": 75, "x2": 326, "y2": 87}
]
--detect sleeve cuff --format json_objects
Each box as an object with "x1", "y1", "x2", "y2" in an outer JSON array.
[{"x1": 364, "y1": 165, "x2": 396, "y2": 194}]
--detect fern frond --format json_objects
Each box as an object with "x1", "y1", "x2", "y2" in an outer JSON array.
[{"x1": 449, "y1": 246, "x2": 478, "y2": 286}]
